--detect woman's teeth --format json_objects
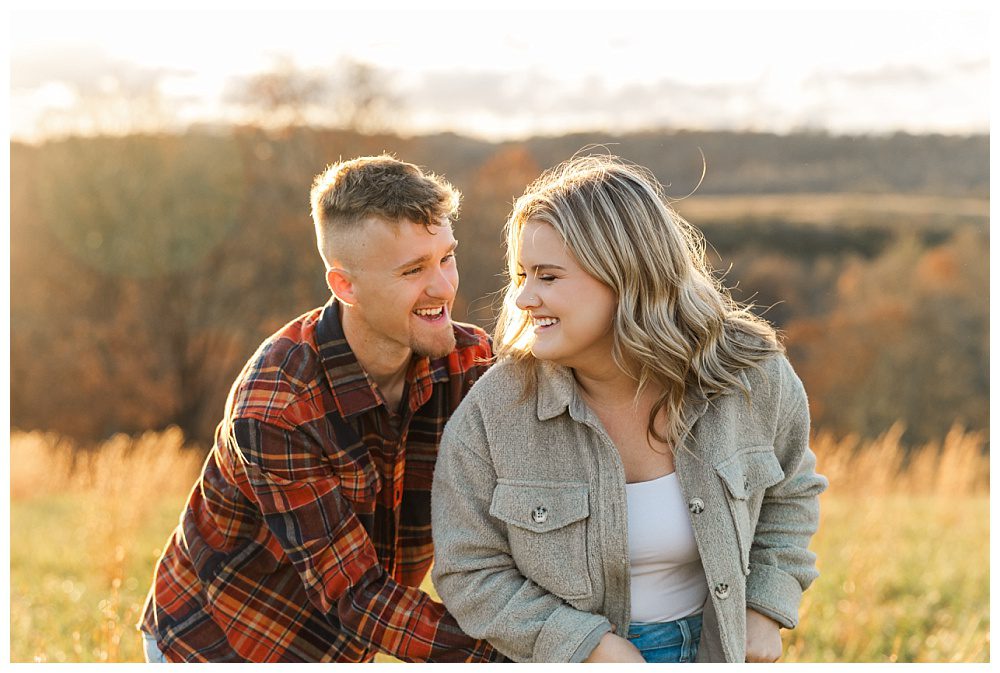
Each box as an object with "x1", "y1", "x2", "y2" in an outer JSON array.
[{"x1": 414, "y1": 307, "x2": 445, "y2": 317}]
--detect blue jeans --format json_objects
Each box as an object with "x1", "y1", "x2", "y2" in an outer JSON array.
[
  {"x1": 141, "y1": 632, "x2": 168, "y2": 663},
  {"x1": 627, "y1": 613, "x2": 702, "y2": 663}
]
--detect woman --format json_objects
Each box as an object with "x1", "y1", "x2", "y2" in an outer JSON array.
[{"x1": 431, "y1": 155, "x2": 827, "y2": 662}]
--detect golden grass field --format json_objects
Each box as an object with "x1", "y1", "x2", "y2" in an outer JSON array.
[{"x1": 9, "y1": 423, "x2": 989, "y2": 663}]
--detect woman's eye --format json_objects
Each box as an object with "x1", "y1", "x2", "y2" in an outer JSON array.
[{"x1": 539, "y1": 274, "x2": 556, "y2": 282}]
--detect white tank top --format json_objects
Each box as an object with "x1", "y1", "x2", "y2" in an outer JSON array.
[{"x1": 625, "y1": 472, "x2": 708, "y2": 622}]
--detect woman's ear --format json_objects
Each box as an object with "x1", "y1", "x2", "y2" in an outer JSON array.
[{"x1": 326, "y1": 268, "x2": 356, "y2": 306}]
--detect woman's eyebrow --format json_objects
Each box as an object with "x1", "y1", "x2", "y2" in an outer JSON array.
[{"x1": 518, "y1": 263, "x2": 567, "y2": 273}]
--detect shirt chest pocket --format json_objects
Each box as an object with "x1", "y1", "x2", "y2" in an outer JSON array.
[
  {"x1": 714, "y1": 448, "x2": 785, "y2": 575},
  {"x1": 489, "y1": 480, "x2": 593, "y2": 600}
]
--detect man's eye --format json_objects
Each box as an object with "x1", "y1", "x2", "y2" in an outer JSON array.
[
  {"x1": 403, "y1": 267, "x2": 422, "y2": 276},
  {"x1": 442, "y1": 253, "x2": 456, "y2": 263}
]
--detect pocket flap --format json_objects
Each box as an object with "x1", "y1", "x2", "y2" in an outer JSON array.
[
  {"x1": 490, "y1": 480, "x2": 589, "y2": 533},
  {"x1": 715, "y1": 448, "x2": 785, "y2": 500}
]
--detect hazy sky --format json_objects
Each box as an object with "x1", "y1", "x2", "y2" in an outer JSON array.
[{"x1": 8, "y1": 3, "x2": 992, "y2": 140}]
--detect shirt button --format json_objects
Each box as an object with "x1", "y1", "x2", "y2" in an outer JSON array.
[
  {"x1": 714, "y1": 582, "x2": 731, "y2": 600},
  {"x1": 688, "y1": 497, "x2": 705, "y2": 514},
  {"x1": 531, "y1": 506, "x2": 548, "y2": 524}
]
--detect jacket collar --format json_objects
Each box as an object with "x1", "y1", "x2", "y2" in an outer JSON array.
[
  {"x1": 535, "y1": 359, "x2": 712, "y2": 429},
  {"x1": 536, "y1": 360, "x2": 576, "y2": 421}
]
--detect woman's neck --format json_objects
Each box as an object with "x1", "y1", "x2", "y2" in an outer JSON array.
[{"x1": 572, "y1": 362, "x2": 647, "y2": 410}]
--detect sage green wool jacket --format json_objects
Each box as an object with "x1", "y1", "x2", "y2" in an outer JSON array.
[{"x1": 431, "y1": 354, "x2": 827, "y2": 663}]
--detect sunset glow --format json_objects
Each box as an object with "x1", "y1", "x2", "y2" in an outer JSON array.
[{"x1": 9, "y1": 6, "x2": 990, "y2": 141}]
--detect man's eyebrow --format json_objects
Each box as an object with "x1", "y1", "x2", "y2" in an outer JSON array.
[{"x1": 394, "y1": 241, "x2": 458, "y2": 273}]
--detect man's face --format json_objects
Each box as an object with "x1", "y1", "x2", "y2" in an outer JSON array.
[{"x1": 345, "y1": 218, "x2": 460, "y2": 359}]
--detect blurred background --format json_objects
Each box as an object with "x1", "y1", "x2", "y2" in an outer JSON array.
[{"x1": 8, "y1": 5, "x2": 989, "y2": 664}]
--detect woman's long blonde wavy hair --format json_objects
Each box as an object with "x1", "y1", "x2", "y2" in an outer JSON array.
[{"x1": 494, "y1": 154, "x2": 783, "y2": 448}]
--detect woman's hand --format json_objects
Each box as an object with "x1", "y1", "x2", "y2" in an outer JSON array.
[
  {"x1": 745, "y1": 608, "x2": 782, "y2": 662},
  {"x1": 583, "y1": 631, "x2": 645, "y2": 663}
]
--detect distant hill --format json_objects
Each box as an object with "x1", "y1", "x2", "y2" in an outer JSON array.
[
  {"x1": 451, "y1": 129, "x2": 989, "y2": 198},
  {"x1": 14, "y1": 127, "x2": 988, "y2": 198}
]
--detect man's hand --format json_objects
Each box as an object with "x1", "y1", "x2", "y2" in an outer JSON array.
[
  {"x1": 745, "y1": 608, "x2": 782, "y2": 662},
  {"x1": 583, "y1": 631, "x2": 645, "y2": 663}
]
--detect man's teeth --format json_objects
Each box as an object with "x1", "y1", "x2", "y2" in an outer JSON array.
[
  {"x1": 533, "y1": 317, "x2": 559, "y2": 327},
  {"x1": 414, "y1": 307, "x2": 445, "y2": 317}
]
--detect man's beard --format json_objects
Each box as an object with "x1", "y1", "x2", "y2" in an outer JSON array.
[{"x1": 411, "y1": 328, "x2": 457, "y2": 359}]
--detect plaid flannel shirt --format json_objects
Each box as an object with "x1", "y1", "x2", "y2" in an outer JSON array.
[{"x1": 139, "y1": 300, "x2": 503, "y2": 662}]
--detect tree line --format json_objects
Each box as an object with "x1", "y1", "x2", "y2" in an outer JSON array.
[{"x1": 10, "y1": 127, "x2": 988, "y2": 447}]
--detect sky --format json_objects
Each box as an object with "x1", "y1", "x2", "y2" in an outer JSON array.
[{"x1": 6, "y1": 3, "x2": 994, "y2": 141}]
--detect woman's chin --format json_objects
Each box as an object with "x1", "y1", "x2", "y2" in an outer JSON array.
[{"x1": 530, "y1": 348, "x2": 571, "y2": 368}]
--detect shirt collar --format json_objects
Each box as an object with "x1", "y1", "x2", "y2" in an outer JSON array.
[
  {"x1": 315, "y1": 299, "x2": 382, "y2": 418},
  {"x1": 315, "y1": 299, "x2": 464, "y2": 418}
]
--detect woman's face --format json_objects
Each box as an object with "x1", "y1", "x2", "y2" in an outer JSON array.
[{"x1": 515, "y1": 220, "x2": 617, "y2": 372}]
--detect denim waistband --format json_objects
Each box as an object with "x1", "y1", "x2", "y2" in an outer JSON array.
[{"x1": 627, "y1": 612, "x2": 703, "y2": 663}]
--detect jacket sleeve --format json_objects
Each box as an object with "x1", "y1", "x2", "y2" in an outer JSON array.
[
  {"x1": 229, "y1": 416, "x2": 501, "y2": 663},
  {"x1": 745, "y1": 358, "x2": 829, "y2": 629},
  {"x1": 431, "y1": 402, "x2": 612, "y2": 662}
]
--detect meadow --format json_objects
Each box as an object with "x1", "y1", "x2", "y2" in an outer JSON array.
[{"x1": 9, "y1": 424, "x2": 989, "y2": 663}]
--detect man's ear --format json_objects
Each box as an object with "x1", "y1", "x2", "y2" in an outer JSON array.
[{"x1": 326, "y1": 267, "x2": 357, "y2": 306}]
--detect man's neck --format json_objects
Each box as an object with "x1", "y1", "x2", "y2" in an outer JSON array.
[{"x1": 339, "y1": 304, "x2": 412, "y2": 407}]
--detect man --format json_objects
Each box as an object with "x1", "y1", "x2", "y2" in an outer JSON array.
[{"x1": 138, "y1": 155, "x2": 502, "y2": 662}]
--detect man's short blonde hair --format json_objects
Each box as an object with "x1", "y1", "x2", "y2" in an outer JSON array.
[{"x1": 310, "y1": 154, "x2": 461, "y2": 268}]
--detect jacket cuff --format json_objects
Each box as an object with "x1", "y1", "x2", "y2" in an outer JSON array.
[
  {"x1": 745, "y1": 562, "x2": 803, "y2": 629},
  {"x1": 534, "y1": 604, "x2": 611, "y2": 662}
]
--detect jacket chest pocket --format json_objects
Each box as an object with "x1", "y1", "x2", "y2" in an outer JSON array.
[
  {"x1": 489, "y1": 480, "x2": 593, "y2": 600},
  {"x1": 714, "y1": 448, "x2": 785, "y2": 575}
]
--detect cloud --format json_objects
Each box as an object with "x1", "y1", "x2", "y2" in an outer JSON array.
[
  {"x1": 399, "y1": 69, "x2": 784, "y2": 136},
  {"x1": 11, "y1": 44, "x2": 189, "y2": 98},
  {"x1": 10, "y1": 47, "x2": 989, "y2": 140},
  {"x1": 804, "y1": 57, "x2": 990, "y2": 89}
]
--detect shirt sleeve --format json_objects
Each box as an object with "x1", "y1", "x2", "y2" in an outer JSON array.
[
  {"x1": 430, "y1": 404, "x2": 612, "y2": 662},
  {"x1": 229, "y1": 415, "x2": 502, "y2": 663},
  {"x1": 745, "y1": 358, "x2": 829, "y2": 629}
]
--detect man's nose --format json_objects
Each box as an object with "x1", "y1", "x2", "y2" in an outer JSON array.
[{"x1": 426, "y1": 265, "x2": 458, "y2": 299}]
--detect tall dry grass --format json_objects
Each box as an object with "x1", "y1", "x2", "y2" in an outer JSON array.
[
  {"x1": 784, "y1": 422, "x2": 989, "y2": 662},
  {"x1": 9, "y1": 423, "x2": 990, "y2": 662},
  {"x1": 815, "y1": 421, "x2": 988, "y2": 496},
  {"x1": 10, "y1": 428, "x2": 204, "y2": 662}
]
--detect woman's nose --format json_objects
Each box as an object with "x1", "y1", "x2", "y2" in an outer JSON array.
[{"x1": 515, "y1": 284, "x2": 539, "y2": 310}]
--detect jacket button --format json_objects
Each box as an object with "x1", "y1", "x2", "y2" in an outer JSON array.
[
  {"x1": 531, "y1": 506, "x2": 548, "y2": 524},
  {"x1": 714, "y1": 582, "x2": 731, "y2": 600},
  {"x1": 743, "y1": 477, "x2": 750, "y2": 492},
  {"x1": 688, "y1": 497, "x2": 705, "y2": 514}
]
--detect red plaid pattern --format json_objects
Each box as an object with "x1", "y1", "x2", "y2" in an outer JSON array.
[{"x1": 139, "y1": 300, "x2": 502, "y2": 662}]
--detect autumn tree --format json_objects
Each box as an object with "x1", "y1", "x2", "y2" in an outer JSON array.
[
  {"x1": 785, "y1": 229, "x2": 988, "y2": 443},
  {"x1": 454, "y1": 144, "x2": 542, "y2": 327},
  {"x1": 12, "y1": 134, "x2": 295, "y2": 442}
]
